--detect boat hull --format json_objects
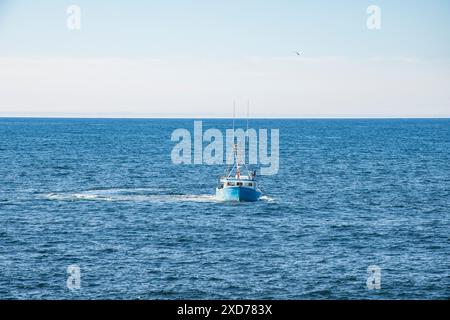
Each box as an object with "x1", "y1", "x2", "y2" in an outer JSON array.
[{"x1": 216, "y1": 186, "x2": 262, "y2": 202}]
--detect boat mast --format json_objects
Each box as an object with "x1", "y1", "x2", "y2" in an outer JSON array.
[
  {"x1": 233, "y1": 100, "x2": 236, "y2": 135},
  {"x1": 245, "y1": 101, "x2": 252, "y2": 178},
  {"x1": 234, "y1": 101, "x2": 240, "y2": 178},
  {"x1": 246, "y1": 101, "x2": 249, "y2": 138},
  {"x1": 226, "y1": 101, "x2": 236, "y2": 178},
  {"x1": 246, "y1": 101, "x2": 249, "y2": 174}
]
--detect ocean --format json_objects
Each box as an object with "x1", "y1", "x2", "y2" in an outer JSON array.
[{"x1": 0, "y1": 118, "x2": 449, "y2": 299}]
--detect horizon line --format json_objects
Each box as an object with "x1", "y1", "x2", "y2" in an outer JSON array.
[{"x1": 1, "y1": 114, "x2": 450, "y2": 120}]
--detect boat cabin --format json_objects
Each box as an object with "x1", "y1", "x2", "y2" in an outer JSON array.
[{"x1": 217, "y1": 176, "x2": 257, "y2": 190}]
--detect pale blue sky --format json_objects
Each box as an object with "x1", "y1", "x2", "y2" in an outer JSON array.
[{"x1": 0, "y1": 0, "x2": 449, "y2": 117}]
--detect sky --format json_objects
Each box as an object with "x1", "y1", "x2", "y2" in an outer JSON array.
[{"x1": 0, "y1": 0, "x2": 449, "y2": 117}]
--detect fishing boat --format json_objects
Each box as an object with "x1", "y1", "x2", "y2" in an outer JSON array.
[
  {"x1": 215, "y1": 102, "x2": 262, "y2": 202},
  {"x1": 215, "y1": 145, "x2": 262, "y2": 202}
]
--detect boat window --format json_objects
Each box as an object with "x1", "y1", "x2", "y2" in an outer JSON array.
[
  {"x1": 237, "y1": 182, "x2": 243, "y2": 186},
  {"x1": 247, "y1": 183, "x2": 253, "y2": 187}
]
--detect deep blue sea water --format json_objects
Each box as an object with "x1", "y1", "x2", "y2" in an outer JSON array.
[{"x1": 0, "y1": 118, "x2": 449, "y2": 299}]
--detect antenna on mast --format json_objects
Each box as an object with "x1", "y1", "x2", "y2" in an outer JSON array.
[
  {"x1": 232, "y1": 100, "x2": 236, "y2": 134},
  {"x1": 246, "y1": 100, "x2": 249, "y2": 134}
]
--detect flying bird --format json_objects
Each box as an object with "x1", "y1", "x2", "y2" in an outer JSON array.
[{"x1": 295, "y1": 51, "x2": 301, "y2": 56}]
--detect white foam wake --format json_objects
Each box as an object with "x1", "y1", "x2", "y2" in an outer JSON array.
[
  {"x1": 260, "y1": 195, "x2": 275, "y2": 202},
  {"x1": 44, "y1": 188, "x2": 218, "y2": 203}
]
